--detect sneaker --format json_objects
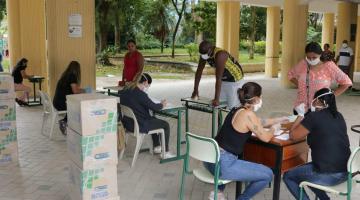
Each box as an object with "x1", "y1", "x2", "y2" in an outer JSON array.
[
  {"x1": 160, "y1": 151, "x2": 176, "y2": 159},
  {"x1": 208, "y1": 191, "x2": 227, "y2": 200},
  {"x1": 153, "y1": 146, "x2": 162, "y2": 154}
]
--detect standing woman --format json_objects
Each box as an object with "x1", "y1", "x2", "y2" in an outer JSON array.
[
  {"x1": 11, "y1": 58, "x2": 32, "y2": 106},
  {"x1": 53, "y1": 61, "x2": 84, "y2": 134},
  {"x1": 288, "y1": 42, "x2": 352, "y2": 115},
  {"x1": 121, "y1": 39, "x2": 144, "y2": 86}
]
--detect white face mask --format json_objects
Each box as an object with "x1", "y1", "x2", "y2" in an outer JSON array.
[
  {"x1": 310, "y1": 91, "x2": 332, "y2": 112},
  {"x1": 305, "y1": 57, "x2": 321, "y2": 66},
  {"x1": 342, "y1": 43, "x2": 348, "y2": 48},
  {"x1": 201, "y1": 54, "x2": 209, "y2": 60},
  {"x1": 253, "y1": 98, "x2": 262, "y2": 112},
  {"x1": 143, "y1": 84, "x2": 150, "y2": 93}
]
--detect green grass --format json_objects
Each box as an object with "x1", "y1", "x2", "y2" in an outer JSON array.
[
  {"x1": 96, "y1": 63, "x2": 193, "y2": 77},
  {"x1": 115, "y1": 48, "x2": 188, "y2": 56}
]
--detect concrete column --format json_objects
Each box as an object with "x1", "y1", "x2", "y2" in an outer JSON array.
[
  {"x1": 321, "y1": 13, "x2": 335, "y2": 48},
  {"x1": 216, "y1": 1, "x2": 240, "y2": 59},
  {"x1": 6, "y1": 0, "x2": 48, "y2": 93},
  {"x1": 5, "y1": 0, "x2": 21, "y2": 68},
  {"x1": 354, "y1": 6, "x2": 360, "y2": 72},
  {"x1": 336, "y1": 2, "x2": 352, "y2": 53},
  {"x1": 227, "y1": 2, "x2": 240, "y2": 59},
  {"x1": 46, "y1": 0, "x2": 96, "y2": 96},
  {"x1": 281, "y1": 0, "x2": 308, "y2": 88},
  {"x1": 265, "y1": 6, "x2": 280, "y2": 78},
  {"x1": 216, "y1": 2, "x2": 229, "y2": 50}
]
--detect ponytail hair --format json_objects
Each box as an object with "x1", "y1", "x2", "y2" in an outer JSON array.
[
  {"x1": 237, "y1": 82, "x2": 262, "y2": 105},
  {"x1": 314, "y1": 88, "x2": 339, "y2": 118}
]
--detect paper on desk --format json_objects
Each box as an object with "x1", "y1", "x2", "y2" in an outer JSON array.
[{"x1": 275, "y1": 133, "x2": 289, "y2": 140}]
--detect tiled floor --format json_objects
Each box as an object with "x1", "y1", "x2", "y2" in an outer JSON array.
[{"x1": 1, "y1": 73, "x2": 360, "y2": 200}]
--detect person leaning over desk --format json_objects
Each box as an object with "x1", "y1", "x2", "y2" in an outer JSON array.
[
  {"x1": 204, "y1": 82, "x2": 289, "y2": 200},
  {"x1": 288, "y1": 42, "x2": 352, "y2": 115},
  {"x1": 284, "y1": 88, "x2": 351, "y2": 200}
]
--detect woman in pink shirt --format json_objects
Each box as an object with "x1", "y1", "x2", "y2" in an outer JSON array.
[{"x1": 288, "y1": 42, "x2": 352, "y2": 115}]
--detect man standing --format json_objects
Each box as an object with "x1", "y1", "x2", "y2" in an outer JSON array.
[
  {"x1": 191, "y1": 41, "x2": 244, "y2": 108},
  {"x1": 336, "y1": 40, "x2": 354, "y2": 78}
]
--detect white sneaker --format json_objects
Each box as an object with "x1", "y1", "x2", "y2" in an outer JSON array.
[
  {"x1": 153, "y1": 146, "x2": 162, "y2": 154},
  {"x1": 160, "y1": 151, "x2": 176, "y2": 159},
  {"x1": 208, "y1": 191, "x2": 227, "y2": 200}
]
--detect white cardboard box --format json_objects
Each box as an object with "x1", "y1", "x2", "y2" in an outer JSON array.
[
  {"x1": 69, "y1": 161, "x2": 118, "y2": 200},
  {"x1": 0, "y1": 100, "x2": 16, "y2": 122},
  {"x1": 67, "y1": 93, "x2": 118, "y2": 136},
  {"x1": 0, "y1": 74, "x2": 15, "y2": 100},
  {"x1": 67, "y1": 127, "x2": 118, "y2": 169},
  {"x1": 0, "y1": 121, "x2": 17, "y2": 141},
  {"x1": 0, "y1": 141, "x2": 18, "y2": 165}
]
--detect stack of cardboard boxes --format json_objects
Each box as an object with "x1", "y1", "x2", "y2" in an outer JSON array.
[
  {"x1": 0, "y1": 73, "x2": 18, "y2": 166},
  {"x1": 66, "y1": 93, "x2": 119, "y2": 200}
]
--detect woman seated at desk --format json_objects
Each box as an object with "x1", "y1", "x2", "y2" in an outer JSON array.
[
  {"x1": 283, "y1": 88, "x2": 351, "y2": 200},
  {"x1": 11, "y1": 58, "x2": 32, "y2": 106},
  {"x1": 204, "y1": 82, "x2": 289, "y2": 200},
  {"x1": 53, "y1": 61, "x2": 88, "y2": 135}
]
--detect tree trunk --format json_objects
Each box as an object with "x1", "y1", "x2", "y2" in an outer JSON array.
[
  {"x1": 114, "y1": 15, "x2": 121, "y2": 53},
  {"x1": 171, "y1": 0, "x2": 187, "y2": 58},
  {"x1": 100, "y1": 30, "x2": 108, "y2": 52},
  {"x1": 249, "y1": 6, "x2": 256, "y2": 60},
  {"x1": 161, "y1": 36, "x2": 164, "y2": 53}
]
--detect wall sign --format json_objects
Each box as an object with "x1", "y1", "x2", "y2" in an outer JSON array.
[{"x1": 68, "y1": 14, "x2": 82, "y2": 38}]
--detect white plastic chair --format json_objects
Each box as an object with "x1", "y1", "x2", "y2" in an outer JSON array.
[
  {"x1": 300, "y1": 147, "x2": 360, "y2": 200},
  {"x1": 179, "y1": 132, "x2": 232, "y2": 200},
  {"x1": 38, "y1": 91, "x2": 67, "y2": 140},
  {"x1": 119, "y1": 105, "x2": 166, "y2": 167}
]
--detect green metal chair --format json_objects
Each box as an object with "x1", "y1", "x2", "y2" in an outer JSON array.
[
  {"x1": 299, "y1": 147, "x2": 360, "y2": 200},
  {"x1": 179, "y1": 132, "x2": 231, "y2": 200}
]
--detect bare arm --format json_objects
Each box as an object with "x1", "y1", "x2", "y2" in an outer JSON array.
[
  {"x1": 261, "y1": 117, "x2": 289, "y2": 128},
  {"x1": 213, "y1": 51, "x2": 227, "y2": 106},
  {"x1": 334, "y1": 84, "x2": 351, "y2": 96},
  {"x1": 289, "y1": 117, "x2": 309, "y2": 141},
  {"x1": 290, "y1": 78, "x2": 298, "y2": 87},
  {"x1": 192, "y1": 58, "x2": 207, "y2": 98},
  {"x1": 244, "y1": 111, "x2": 274, "y2": 142},
  {"x1": 21, "y1": 70, "x2": 32, "y2": 79},
  {"x1": 71, "y1": 83, "x2": 84, "y2": 94}
]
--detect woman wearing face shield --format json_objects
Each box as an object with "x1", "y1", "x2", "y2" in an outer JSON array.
[
  {"x1": 283, "y1": 88, "x2": 351, "y2": 200},
  {"x1": 204, "y1": 82, "x2": 289, "y2": 200},
  {"x1": 288, "y1": 42, "x2": 352, "y2": 117}
]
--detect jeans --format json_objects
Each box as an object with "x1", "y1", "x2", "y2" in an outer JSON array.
[
  {"x1": 146, "y1": 118, "x2": 170, "y2": 151},
  {"x1": 283, "y1": 162, "x2": 348, "y2": 200},
  {"x1": 204, "y1": 150, "x2": 273, "y2": 200}
]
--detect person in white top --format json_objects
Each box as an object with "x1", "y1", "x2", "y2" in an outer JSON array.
[{"x1": 336, "y1": 40, "x2": 354, "y2": 77}]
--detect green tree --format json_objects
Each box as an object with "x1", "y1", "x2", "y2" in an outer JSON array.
[
  {"x1": 146, "y1": 0, "x2": 172, "y2": 53},
  {"x1": 191, "y1": 2, "x2": 216, "y2": 43},
  {"x1": 170, "y1": 0, "x2": 187, "y2": 58}
]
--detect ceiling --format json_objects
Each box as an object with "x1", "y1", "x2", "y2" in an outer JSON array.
[{"x1": 206, "y1": 0, "x2": 360, "y2": 13}]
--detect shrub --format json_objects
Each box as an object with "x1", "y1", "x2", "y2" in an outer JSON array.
[
  {"x1": 97, "y1": 47, "x2": 114, "y2": 66},
  {"x1": 184, "y1": 43, "x2": 199, "y2": 61},
  {"x1": 254, "y1": 41, "x2": 266, "y2": 54},
  {"x1": 135, "y1": 33, "x2": 161, "y2": 49},
  {"x1": 239, "y1": 40, "x2": 249, "y2": 50}
]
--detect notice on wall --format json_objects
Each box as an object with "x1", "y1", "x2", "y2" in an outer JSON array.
[
  {"x1": 68, "y1": 26, "x2": 82, "y2": 38},
  {"x1": 68, "y1": 14, "x2": 82, "y2": 38}
]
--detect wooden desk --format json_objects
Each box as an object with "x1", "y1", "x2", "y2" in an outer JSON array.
[{"x1": 236, "y1": 136, "x2": 308, "y2": 200}]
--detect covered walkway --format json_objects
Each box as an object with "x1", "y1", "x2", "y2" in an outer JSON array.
[{"x1": 1, "y1": 74, "x2": 359, "y2": 200}]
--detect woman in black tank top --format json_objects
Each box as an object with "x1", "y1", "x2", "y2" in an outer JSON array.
[{"x1": 204, "y1": 82, "x2": 290, "y2": 200}]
